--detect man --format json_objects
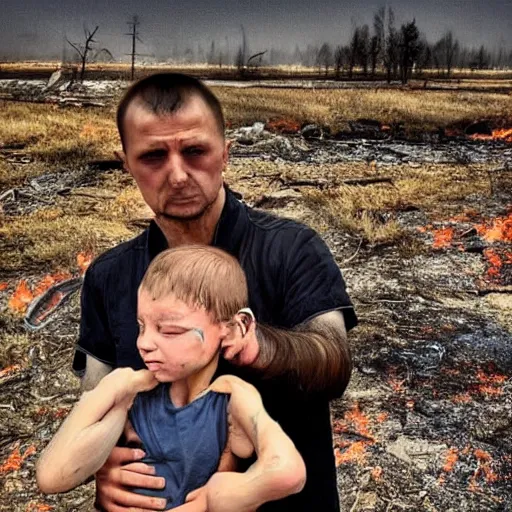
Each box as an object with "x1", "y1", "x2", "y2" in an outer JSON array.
[{"x1": 73, "y1": 73, "x2": 358, "y2": 512}]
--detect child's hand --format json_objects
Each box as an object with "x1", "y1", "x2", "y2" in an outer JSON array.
[{"x1": 130, "y1": 369, "x2": 159, "y2": 393}]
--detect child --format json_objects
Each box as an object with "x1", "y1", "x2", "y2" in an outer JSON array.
[{"x1": 36, "y1": 246, "x2": 306, "y2": 511}]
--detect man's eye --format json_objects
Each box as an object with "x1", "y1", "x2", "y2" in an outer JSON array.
[
  {"x1": 183, "y1": 147, "x2": 204, "y2": 157},
  {"x1": 141, "y1": 150, "x2": 166, "y2": 161}
]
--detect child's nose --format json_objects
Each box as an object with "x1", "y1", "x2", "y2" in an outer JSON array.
[{"x1": 137, "y1": 331, "x2": 157, "y2": 353}]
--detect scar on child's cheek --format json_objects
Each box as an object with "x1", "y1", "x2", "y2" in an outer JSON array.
[{"x1": 191, "y1": 328, "x2": 205, "y2": 343}]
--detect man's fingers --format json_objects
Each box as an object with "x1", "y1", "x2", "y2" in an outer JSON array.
[
  {"x1": 118, "y1": 468, "x2": 165, "y2": 489},
  {"x1": 99, "y1": 486, "x2": 167, "y2": 510},
  {"x1": 107, "y1": 446, "x2": 146, "y2": 465},
  {"x1": 120, "y1": 462, "x2": 157, "y2": 476}
]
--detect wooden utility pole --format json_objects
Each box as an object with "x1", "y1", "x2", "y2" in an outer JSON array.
[{"x1": 126, "y1": 16, "x2": 142, "y2": 81}]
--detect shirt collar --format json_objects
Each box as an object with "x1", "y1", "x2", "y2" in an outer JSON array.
[{"x1": 146, "y1": 186, "x2": 247, "y2": 261}]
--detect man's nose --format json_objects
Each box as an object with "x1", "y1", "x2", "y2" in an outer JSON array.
[{"x1": 165, "y1": 154, "x2": 188, "y2": 188}]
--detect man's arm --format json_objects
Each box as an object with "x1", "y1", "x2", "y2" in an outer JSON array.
[
  {"x1": 256, "y1": 310, "x2": 352, "y2": 397},
  {"x1": 36, "y1": 368, "x2": 157, "y2": 494},
  {"x1": 223, "y1": 310, "x2": 352, "y2": 399}
]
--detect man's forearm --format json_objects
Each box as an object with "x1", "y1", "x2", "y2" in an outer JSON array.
[{"x1": 255, "y1": 312, "x2": 352, "y2": 397}]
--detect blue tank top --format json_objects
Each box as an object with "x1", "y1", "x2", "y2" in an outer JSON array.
[{"x1": 128, "y1": 384, "x2": 229, "y2": 510}]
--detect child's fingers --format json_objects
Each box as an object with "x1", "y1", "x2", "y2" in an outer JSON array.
[{"x1": 184, "y1": 485, "x2": 205, "y2": 502}]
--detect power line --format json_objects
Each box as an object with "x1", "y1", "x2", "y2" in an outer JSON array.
[{"x1": 125, "y1": 15, "x2": 142, "y2": 80}]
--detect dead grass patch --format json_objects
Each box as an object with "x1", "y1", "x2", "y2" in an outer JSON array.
[
  {"x1": 0, "y1": 160, "x2": 50, "y2": 188},
  {"x1": 303, "y1": 163, "x2": 489, "y2": 245},
  {"x1": 0, "y1": 101, "x2": 118, "y2": 166},
  {"x1": 0, "y1": 331, "x2": 32, "y2": 369},
  {"x1": 214, "y1": 87, "x2": 512, "y2": 133},
  {"x1": 0, "y1": 207, "x2": 133, "y2": 272}
]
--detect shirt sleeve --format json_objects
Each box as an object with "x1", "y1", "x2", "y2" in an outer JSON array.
[
  {"x1": 72, "y1": 262, "x2": 116, "y2": 376},
  {"x1": 280, "y1": 228, "x2": 358, "y2": 330}
]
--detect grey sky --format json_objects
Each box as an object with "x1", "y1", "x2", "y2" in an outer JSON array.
[{"x1": 1, "y1": 0, "x2": 510, "y2": 60}]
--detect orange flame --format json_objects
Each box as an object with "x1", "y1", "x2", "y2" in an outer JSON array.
[
  {"x1": 442, "y1": 447, "x2": 459, "y2": 472},
  {"x1": 452, "y1": 393, "x2": 472, "y2": 404},
  {"x1": 77, "y1": 251, "x2": 93, "y2": 274},
  {"x1": 26, "y1": 503, "x2": 54, "y2": 512},
  {"x1": 376, "y1": 412, "x2": 389, "y2": 423},
  {"x1": 0, "y1": 443, "x2": 36, "y2": 474},
  {"x1": 469, "y1": 449, "x2": 498, "y2": 491},
  {"x1": 432, "y1": 227, "x2": 455, "y2": 249},
  {"x1": 474, "y1": 368, "x2": 507, "y2": 396},
  {"x1": 8, "y1": 280, "x2": 34, "y2": 315},
  {"x1": 333, "y1": 402, "x2": 375, "y2": 466},
  {"x1": 335, "y1": 441, "x2": 368, "y2": 466},
  {"x1": 482, "y1": 248, "x2": 512, "y2": 282},
  {"x1": 266, "y1": 119, "x2": 301, "y2": 134},
  {"x1": 476, "y1": 212, "x2": 512, "y2": 243},
  {"x1": 8, "y1": 272, "x2": 72, "y2": 316},
  {"x1": 469, "y1": 127, "x2": 512, "y2": 143},
  {"x1": 0, "y1": 282, "x2": 8, "y2": 291},
  {"x1": 0, "y1": 364, "x2": 21, "y2": 378}
]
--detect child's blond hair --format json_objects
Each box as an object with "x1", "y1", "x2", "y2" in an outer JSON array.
[{"x1": 140, "y1": 245, "x2": 248, "y2": 323}]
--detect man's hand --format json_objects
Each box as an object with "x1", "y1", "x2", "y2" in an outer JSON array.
[
  {"x1": 95, "y1": 421, "x2": 167, "y2": 512},
  {"x1": 221, "y1": 311, "x2": 260, "y2": 367}
]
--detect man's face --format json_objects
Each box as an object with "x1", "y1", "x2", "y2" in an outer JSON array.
[
  {"x1": 136, "y1": 288, "x2": 225, "y2": 382},
  {"x1": 121, "y1": 94, "x2": 229, "y2": 220}
]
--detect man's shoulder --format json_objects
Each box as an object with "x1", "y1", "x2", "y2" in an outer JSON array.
[
  {"x1": 244, "y1": 205, "x2": 317, "y2": 242},
  {"x1": 87, "y1": 230, "x2": 147, "y2": 276}
]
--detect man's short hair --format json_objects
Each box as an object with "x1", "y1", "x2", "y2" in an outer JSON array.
[
  {"x1": 117, "y1": 73, "x2": 225, "y2": 150},
  {"x1": 140, "y1": 246, "x2": 248, "y2": 323}
]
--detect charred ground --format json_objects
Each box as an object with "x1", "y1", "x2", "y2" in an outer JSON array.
[{"x1": 0, "y1": 79, "x2": 511, "y2": 512}]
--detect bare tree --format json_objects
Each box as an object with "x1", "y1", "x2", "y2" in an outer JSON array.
[
  {"x1": 348, "y1": 28, "x2": 360, "y2": 78},
  {"x1": 316, "y1": 43, "x2": 333, "y2": 76},
  {"x1": 357, "y1": 25, "x2": 370, "y2": 75},
  {"x1": 125, "y1": 16, "x2": 142, "y2": 81},
  {"x1": 399, "y1": 19, "x2": 420, "y2": 84},
  {"x1": 207, "y1": 40, "x2": 216, "y2": 65},
  {"x1": 370, "y1": 7, "x2": 385, "y2": 77},
  {"x1": 334, "y1": 45, "x2": 344, "y2": 79},
  {"x1": 383, "y1": 7, "x2": 399, "y2": 82},
  {"x1": 67, "y1": 25, "x2": 99, "y2": 81}
]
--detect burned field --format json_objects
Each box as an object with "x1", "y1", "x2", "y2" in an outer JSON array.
[{"x1": 0, "y1": 81, "x2": 511, "y2": 511}]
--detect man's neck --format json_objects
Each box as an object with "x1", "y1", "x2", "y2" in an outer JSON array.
[{"x1": 155, "y1": 187, "x2": 226, "y2": 247}]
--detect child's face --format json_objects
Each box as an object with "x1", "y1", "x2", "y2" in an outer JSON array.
[{"x1": 136, "y1": 288, "x2": 225, "y2": 382}]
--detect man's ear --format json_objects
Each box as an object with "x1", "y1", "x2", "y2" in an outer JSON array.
[
  {"x1": 222, "y1": 139, "x2": 231, "y2": 166},
  {"x1": 114, "y1": 150, "x2": 130, "y2": 174}
]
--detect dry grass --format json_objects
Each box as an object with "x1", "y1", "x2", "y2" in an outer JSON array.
[
  {"x1": 0, "y1": 101, "x2": 119, "y2": 165},
  {"x1": 0, "y1": 205, "x2": 134, "y2": 272},
  {"x1": 302, "y1": 163, "x2": 490, "y2": 245},
  {"x1": 214, "y1": 87, "x2": 512, "y2": 133},
  {"x1": 0, "y1": 331, "x2": 32, "y2": 368}
]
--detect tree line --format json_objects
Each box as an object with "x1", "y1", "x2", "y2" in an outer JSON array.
[{"x1": 58, "y1": 9, "x2": 511, "y2": 82}]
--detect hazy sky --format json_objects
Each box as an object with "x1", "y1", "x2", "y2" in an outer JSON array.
[{"x1": 1, "y1": 0, "x2": 511, "y2": 60}]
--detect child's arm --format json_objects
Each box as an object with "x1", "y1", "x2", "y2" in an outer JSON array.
[
  {"x1": 184, "y1": 375, "x2": 306, "y2": 512},
  {"x1": 36, "y1": 368, "x2": 157, "y2": 494}
]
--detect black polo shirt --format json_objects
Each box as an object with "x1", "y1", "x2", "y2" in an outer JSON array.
[{"x1": 73, "y1": 187, "x2": 357, "y2": 512}]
